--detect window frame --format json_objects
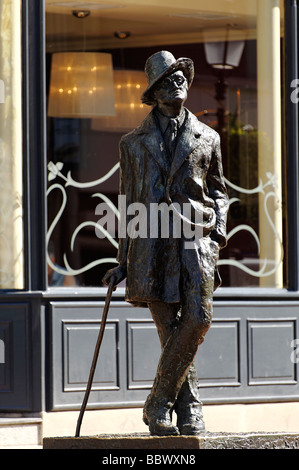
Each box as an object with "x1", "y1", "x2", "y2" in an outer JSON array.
[
  {"x1": 22, "y1": 0, "x2": 48, "y2": 291},
  {"x1": 284, "y1": 0, "x2": 299, "y2": 291},
  {"x1": 23, "y1": 0, "x2": 299, "y2": 294}
]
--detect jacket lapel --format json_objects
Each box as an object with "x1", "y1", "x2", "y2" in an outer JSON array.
[
  {"x1": 140, "y1": 111, "x2": 169, "y2": 173},
  {"x1": 139, "y1": 108, "x2": 203, "y2": 176},
  {"x1": 169, "y1": 110, "x2": 202, "y2": 177}
]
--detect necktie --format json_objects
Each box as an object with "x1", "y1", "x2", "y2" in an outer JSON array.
[{"x1": 165, "y1": 118, "x2": 178, "y2": 160}]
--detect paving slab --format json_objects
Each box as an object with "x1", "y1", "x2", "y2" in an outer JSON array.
[{"x1": 43, "y1": 432, "x2": 299, "y2": 449}]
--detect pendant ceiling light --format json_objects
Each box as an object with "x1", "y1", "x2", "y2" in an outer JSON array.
[
  {"x1": 203, "y1": 26, "x2": 245, "y2": 71},
  {"x1": 204, "y1": 40, "x2": 245, "y2": 70},
  {"x1": 48, "y1": 51, "x2": 116, "y2": 118},
  {"x1": 91, "y1": 70, "x2": 148, "y2": 132}
]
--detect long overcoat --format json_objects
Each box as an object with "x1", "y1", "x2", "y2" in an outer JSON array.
[{"x1": 117, "y1": 108, "x2": 229, "y2": 307}]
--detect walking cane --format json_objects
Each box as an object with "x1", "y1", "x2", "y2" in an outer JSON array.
[{"x1": 75, "y1": 280, "x2": 114, "y2": 438}]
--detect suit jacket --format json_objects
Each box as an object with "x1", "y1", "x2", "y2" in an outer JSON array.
[{"x1": 117, "y1": 107, "x2": 229, "y2": 306}]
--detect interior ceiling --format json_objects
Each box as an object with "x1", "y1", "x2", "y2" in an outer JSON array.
[{"x1": 45, "y1": 0, "x2": 263, "y2": 52}]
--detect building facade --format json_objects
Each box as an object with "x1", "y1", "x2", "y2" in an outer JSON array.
[{"x1": 0, "y1": 0, "x2": 299, "y2": 445}]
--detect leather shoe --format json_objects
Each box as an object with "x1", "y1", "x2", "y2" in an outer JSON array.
[
  {"x1": 178, "y1": 419, "x2": 206, "y2": 436},
  {"x1": 177, "y1": 410, "x2": 205, "y2": 435},
  {"x1": 143, "y1": 398, "x2": 179, "y2": 436}
]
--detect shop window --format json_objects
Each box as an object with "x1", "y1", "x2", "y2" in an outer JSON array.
[
  {"x1": 0, "y1": 0, "x2": 23, "y2": 289},
  {"x1": 45, "y1": 0, "x2": 286, "y2": 289}
]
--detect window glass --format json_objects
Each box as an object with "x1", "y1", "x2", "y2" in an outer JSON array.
[
  {"x1": 0, "y1": 0, "x2": 23, "y2": 289},
  {"x1": 45, "y1": 0, "x2": 285, "y2": 289}
]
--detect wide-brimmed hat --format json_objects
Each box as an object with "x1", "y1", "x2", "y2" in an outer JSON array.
[{"x1": 141, "y1": 50, "x2": 194, "y2": 106}]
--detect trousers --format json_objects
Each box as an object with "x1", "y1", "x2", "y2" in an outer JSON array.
[
  {"x1": 144, "y1": 236, "x2": 219, "y2": 416},
  {"x1": 147, "y1": 301, "x2": 209, "y2": 418}
]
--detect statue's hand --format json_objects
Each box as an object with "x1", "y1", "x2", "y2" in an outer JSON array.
[{"x1": 102, "y1": 265, "x2": 127, "y2": 290}]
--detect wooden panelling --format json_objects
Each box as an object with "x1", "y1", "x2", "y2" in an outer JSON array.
[
  {"x1": 0, "y1": 304, "x2": 31, "y2": 410},
  {"x1": 248, "y1": 320, "x2": 297, "y2": 385},
  {"x1": 62, "y1": 320, "x2": 119, "y2": 392},
  {"x1": 127, "y1": 321, "x2": 160, "y2": 389},
  {"x1": 196, "y1": 320, "x2": 240, "y2": 386},
  {"x1": 48, "y1": 301, "x2": 299, "y2": 410}
]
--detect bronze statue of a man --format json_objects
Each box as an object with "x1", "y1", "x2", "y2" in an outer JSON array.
[{"x1": 103, "y1": 51, "x2": 229, "y2": 436}]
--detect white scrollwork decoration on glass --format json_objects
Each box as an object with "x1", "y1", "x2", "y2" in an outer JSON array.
[
  {"x1": 218, "y1": 172, "x2": 283, "y2": 278},
  {"x1": 47, "y1": 161, "x2": 283, "y2": 281},
  {"x1": 47, "y1": 161, "x2": 120, "y2": 277},
  {"x1": 0, "y1": 138, "x2": 23, "y2": 287}
]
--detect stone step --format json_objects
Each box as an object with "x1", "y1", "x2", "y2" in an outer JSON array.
[
  {"x1": 0, "y1": 416, "x2": 42, "y2": 448},
  {"x1": 43, "y1": 431, "x2": 299, "y2": 450}
]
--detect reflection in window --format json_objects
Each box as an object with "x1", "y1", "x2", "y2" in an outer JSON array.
[
  {"x1": 0, "y1": 0, "x2": 23, "y2": 289},
  {"x1": 45, "y1": 0, "x2": 285, "y2": 289}
]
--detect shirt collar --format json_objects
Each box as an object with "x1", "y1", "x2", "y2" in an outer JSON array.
[{"x1": 154, "y1": 107, "x2": 186, "y2": 134}]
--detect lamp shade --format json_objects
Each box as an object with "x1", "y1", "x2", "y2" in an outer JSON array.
[
  {"x1": 91, "y1": 70, "x2": 149, "y2": 132},
  {"x1": 48, "y1": 52, "x2": 115, "y2": 118},
  {"x1": 204, "y1": 41, "x2": 245, "y2": 70}
]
